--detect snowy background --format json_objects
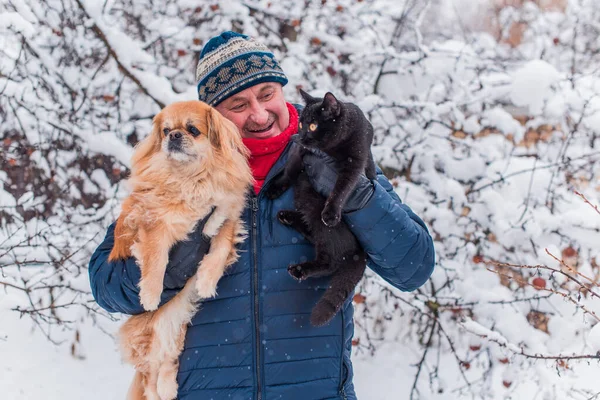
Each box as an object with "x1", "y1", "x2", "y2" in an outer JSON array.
[{"x1": 1, "y1": 0, "x2": 600, "y2": 399}]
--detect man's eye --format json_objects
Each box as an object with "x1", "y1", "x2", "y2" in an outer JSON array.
[
  {"x1": 188, "y1": 125, "x2": 200, "y2": 137},
  {"x1": 262, "y1": 92, "x2": 274, "y2": 101},
  {"x1": 231, "y1": 103, "x2": 245, "y2": 111},
  {"x1": 163, "y1": 128, "x2": 169, "y2": 136}
]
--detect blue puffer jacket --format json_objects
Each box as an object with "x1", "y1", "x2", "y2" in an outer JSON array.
[{"x1": 89, "y1": 142, "x2": 435, "y2": 400}]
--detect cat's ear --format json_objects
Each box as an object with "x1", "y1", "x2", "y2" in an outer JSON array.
[
  {"x1": 298, "y1": 88, "x2": 318, "y2": 105},
  {"x1": 321, "y1": 92, "x2": 341, "y2": 120}
]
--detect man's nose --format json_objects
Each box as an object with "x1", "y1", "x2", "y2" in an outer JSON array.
[{"x1": 250, "y1": 105, "x2": 269, "y2": 126}]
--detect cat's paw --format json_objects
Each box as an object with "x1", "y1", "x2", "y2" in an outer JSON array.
[
  {"x1": 277, "y1": 210, "x2": 296, "y2": 226},
  {"x1": 321, "y1": 205, "x2": 342, "y2": 227},
  {"x1": 288, "y1": 263, "x2": 308, "y2": 281}
]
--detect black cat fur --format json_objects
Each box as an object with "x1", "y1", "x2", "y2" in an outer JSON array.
[{"x1": 265, "y1": 90, "x2": 377, "y2": 326}]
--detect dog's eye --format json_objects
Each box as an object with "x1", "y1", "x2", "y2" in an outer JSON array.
[
  {"x1": 299, "y1": 122, "x2": 303, "y2": 129},
  {"x1": 309, "y1": 123, "x2": 317, "y2": 132},
  {"x1": 162, "y1": 128, "x2": 169, "y2": 136},
  {"x1": 188, "y1": 125, "x2": 201, "y2": 137}
]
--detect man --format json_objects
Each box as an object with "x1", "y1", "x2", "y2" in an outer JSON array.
[{"x1": 89, "y1": 31, "x2": 435, "y2": 400}]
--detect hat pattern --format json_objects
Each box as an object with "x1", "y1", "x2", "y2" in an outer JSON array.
[{"x1": 196, "y1": 33, "x2": 288, "y2": 106}]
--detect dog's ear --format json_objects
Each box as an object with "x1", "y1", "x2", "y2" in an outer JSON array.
[
  {"x1": 207, "y1": 108, "x2": 249, "y2": 159},
  {"x1": 131, "y1": 112, "x2": 163, "y2": 170}
]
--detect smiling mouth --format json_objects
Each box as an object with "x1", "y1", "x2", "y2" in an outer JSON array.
[{"x1": 246, "y1": 121, "x2": 274, "y2": 135}]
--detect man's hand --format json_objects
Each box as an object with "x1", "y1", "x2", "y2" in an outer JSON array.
[
  {"x1": 302, "y1": 148, "x2": 375, "y2": 213},
  {"x1": 162, "y1": 208, "x2": 215, "y2": 290}
]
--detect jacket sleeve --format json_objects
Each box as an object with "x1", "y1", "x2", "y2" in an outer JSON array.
[
  {"x1": 344, "y1": 170, "x2": 435, "y2": 292},
  {"x1": 88, "y1": 223, "x2": 206, "y2": 315}
]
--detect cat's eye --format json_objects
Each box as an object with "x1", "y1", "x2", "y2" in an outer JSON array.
[
  {"x1": 309, "y1": 123, "x2": 317, "y2": 132},
  {"x1": 163, "y1": 128, "x2": 169, "y2": 136}
]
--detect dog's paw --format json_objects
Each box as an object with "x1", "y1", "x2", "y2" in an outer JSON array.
[
  {"x1": 140, "y1": 294, "x2": 160, "y2": 312},
  {"x1": 321, "y1": 205, "x2": 341, "y2": 228},
  {"x1": 157, "y1": 379, "x2": 178, "y2": 400},
  {"x1": 202, "y1": 217, "x2": 223, "y2": 238},
  {"x1": 139, "y1": 280, "x2": 162, "y2": 311},
  {"x1": 195, "y1": 272, "x2": 218, "y2": 299},
  {"x1": 144, "y1": 390, "x2": 162, "y2": 400}
]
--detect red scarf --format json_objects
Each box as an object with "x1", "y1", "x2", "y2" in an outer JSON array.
[{"x1": 242, "y1": 102, "x2": 298, "y2": 194}]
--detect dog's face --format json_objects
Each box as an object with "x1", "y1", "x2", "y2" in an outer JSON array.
[
  {"x1": 155, "y1": 102, "x2": 213, "y2": 163},
  {"x1": 131, "y1": 101, "x2": 248, "y2": 172}
]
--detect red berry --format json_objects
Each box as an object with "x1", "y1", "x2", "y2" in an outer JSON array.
[
  {"x1": 353, "y1": 294, "x2": 366, "y2": 304},
  {"x1": 532, "y1": 277, "x2": 546, "y2": 290},
  {"x1": 562, "y1": 246, "x2": 577, "y2": 258}
]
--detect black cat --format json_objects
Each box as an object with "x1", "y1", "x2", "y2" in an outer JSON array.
[{"x1": 265, "y1": 90, "x2": 377, "y2": 326}]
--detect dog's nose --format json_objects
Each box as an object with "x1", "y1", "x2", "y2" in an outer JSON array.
[{"x1": 169, "y1": 131, "x2": 183, "y2": 141}]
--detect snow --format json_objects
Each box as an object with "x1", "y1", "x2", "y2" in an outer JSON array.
[
  {"x1": 86, "y1": 132, "x2": 133, "y2": 167},
  {"x1": 481, "y1": 107, "x2": 526, "y2": 140},
  {"x1": 509, "y1": 60, "x2": 561, "y2": 115},
  {"x1": 0, "y1": 12, "x2": 35, "y2": 38},
  {"x1": 588, "y1": 323, "x2": 600, "y2": 353},
  {"x1": 0, "y1": 312, "x2": 130, "y2": 400},
  {"x1": 2, "y1": 0, "x2": 600, "y2": 399}
]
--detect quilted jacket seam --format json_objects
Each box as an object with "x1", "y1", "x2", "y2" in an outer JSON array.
[{"x1": 265, "y1": 355, "x2": 339, "y2": 365}]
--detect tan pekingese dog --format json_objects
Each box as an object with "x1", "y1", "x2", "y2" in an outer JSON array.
[{"x1": 108, "y1": 100, "x2": 253, "y2": 400}]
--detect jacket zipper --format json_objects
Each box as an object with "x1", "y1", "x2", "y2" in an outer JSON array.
[
  {"x1": 251, "y1": 143, "x2": 294, "y2": 400},
  {"x1": 251, "y1": 196, "x2": 262, "y2": 400},
  {"x1": 339, "y1": 308, "x2": 348, "y2": 400}
]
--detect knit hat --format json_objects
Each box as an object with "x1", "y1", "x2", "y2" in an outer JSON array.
[{"x1": 196, "y1": 31, "x2": 288, "y2": 106}]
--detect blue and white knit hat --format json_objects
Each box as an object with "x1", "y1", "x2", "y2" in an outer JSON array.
[{"x1": 196, "y1": 31, "x2": 288, "y2": 106}]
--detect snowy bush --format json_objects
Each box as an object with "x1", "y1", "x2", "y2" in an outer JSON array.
[{"x1": 1, "y1": 0, "x2": 599, "y2": 398}]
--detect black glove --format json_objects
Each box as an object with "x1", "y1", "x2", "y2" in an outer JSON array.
[
  {"x1": 302, "y1": 148, "x2": 375, "y2": 213},
  {"x1": 162, "y1": 207, "x2": 215, "y2": 290}
]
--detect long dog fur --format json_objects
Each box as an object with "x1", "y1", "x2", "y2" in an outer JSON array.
[{"x1": 108, "y1": 101, "x2": 253, "y2": 400}]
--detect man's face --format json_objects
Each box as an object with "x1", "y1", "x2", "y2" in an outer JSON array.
[{"x1": 215, "y1": 82, "x2": 290, "y2": 140}]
